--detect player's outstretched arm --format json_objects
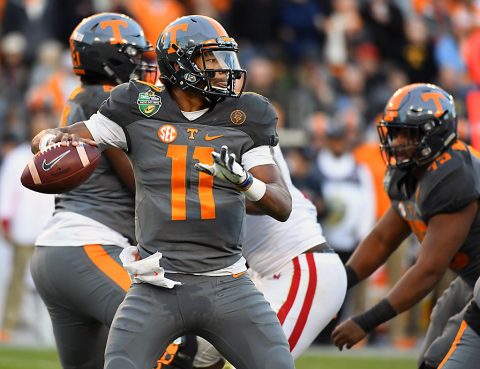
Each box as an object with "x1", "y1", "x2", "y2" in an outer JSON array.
[
  {"x1": 385, "y1": 199, "x2": 477, "y2": 312},
  {"x1": 32, "y1": 122, "x2": 96, "y2": 154},
  {"x1": 195, "y1": 145, "x2": 292, "y2": 221},
  {"x1": 332, "y1": 200, "x2": 478, "y2": 350}
]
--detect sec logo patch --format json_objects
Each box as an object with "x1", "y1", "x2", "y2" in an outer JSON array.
[{"x1": 158, "y1": 124, "x2": 177, "y2": 143}]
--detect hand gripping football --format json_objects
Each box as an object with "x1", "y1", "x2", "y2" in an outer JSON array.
[{"x1": 21, "y1": 142, "x2": 100, "y2": 194}]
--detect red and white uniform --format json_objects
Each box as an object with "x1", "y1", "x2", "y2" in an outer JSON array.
[{"x1": 193, "y1": 146, "x2": 347, "y2": 366}]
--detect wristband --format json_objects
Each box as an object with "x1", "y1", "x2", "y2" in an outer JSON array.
[
  {"x1": 237, "y1": 173, "x2": 266, "y2": 202},
  {"x1": 236, "y1": 172, "x2": 253, "y2": 190},
  {"x1": 39, "y1": 133, "x2": 56, "y2": 151},
  {"x1": 352, "y1": 298, "x2": 397, "y2": 333},
  {"x1": 345, "y1": 265, "x2": 360, "y2": 289}
]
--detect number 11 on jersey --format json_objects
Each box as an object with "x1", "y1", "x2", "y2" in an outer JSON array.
[{"x1": 167, "y1": 144, "x2": 215, "y2": 221}]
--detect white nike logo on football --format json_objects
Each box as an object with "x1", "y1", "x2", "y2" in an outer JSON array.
[{"x1": 42, "y1": 150, "x2": 71, "y2": 171}]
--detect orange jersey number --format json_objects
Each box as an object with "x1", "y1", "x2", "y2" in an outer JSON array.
[{"x1": 167, "y1": 144, "x2": 215, "y2": 220}]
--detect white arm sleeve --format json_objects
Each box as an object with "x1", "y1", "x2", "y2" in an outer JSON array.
[
  {"x1": 241, "y1": 145, "x2": 276, "y2": 171},
  {"x1": 84, "y1": 112, "x2": 128, "y2": 151}
]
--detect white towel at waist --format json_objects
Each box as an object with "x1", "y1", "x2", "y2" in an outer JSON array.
[{"x1": 119, "y1": 246, "x2": 181, "y2": 289}]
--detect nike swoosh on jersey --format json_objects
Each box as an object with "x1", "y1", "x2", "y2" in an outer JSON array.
[
  {"x1": 205, "y1": 134, "x2": 224, "y2": 141},
  {"x1": 42, "y1": 150, "x2": 71, "y2": 171}
]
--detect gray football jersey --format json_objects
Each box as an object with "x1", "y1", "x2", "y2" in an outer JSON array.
[
  {"x1": 55, "y1": 84, "x2": 136, "y2": 244},
  {"x1": 98, "y1": 81, "x2": 278, "y2": 273},
  {"x1": 387, "y1": 141, "x2": 480, "y2": 287}
]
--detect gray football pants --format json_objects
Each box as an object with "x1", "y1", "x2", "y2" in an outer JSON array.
[
  {"x1": 438, "y1": 323, "x2": 480, "y2": 369},
  {"x1": 418, "y1": 277, "x2": 473, "y2": 368},
  {"x1": 104, "y1": 273, "x2": 295, "y2": 369},
  {"x1": 31, "y1": 245, "x2": 130, "y2": 369}
]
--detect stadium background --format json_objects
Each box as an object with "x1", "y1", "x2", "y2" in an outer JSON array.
[{"x1": 0, "y1": 0, "x2": 478, "y2": 367}]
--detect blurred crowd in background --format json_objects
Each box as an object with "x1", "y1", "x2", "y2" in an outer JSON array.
[{"x1": 1, "y1": 0, "x2": 480, "y2": 350}]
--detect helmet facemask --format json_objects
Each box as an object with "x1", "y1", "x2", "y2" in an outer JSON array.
[
  {"x1": 158, "y1": 35, "x2": 246, "y2": 101},
  {"x1": 378, "y1": 112, "x2": 457, "y2": 170},
  {"x1": 196, "y1": 46, "x2": 245, "y2": 98},
  {"x1": 102, "y1": 44, "x2": 157, "y2": 84}
]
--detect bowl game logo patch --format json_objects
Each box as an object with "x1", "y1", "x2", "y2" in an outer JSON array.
[{"x1": 137, "y1": 89, "x2": 162, "y2": 117}]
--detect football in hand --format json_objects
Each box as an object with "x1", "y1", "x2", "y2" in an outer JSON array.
[{"x1": 21, "y1": 142, "x2": 101, "y2": 194}]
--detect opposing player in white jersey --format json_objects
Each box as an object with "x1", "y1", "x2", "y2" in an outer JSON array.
[{"x1": 193, "y1": 145, "x2": 347, "y2": 368}]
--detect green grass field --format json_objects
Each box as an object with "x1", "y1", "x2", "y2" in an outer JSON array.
[{"x1": 0, "y1": 348, "x2": 417, "y2": 369}]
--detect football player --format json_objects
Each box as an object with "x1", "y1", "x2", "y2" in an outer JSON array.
[
  {"x1": 191, "y1": 144, "x2": 347, "y2": 369},
  {"x1": 29, "y1": 13, "x2": 183, "y2": 369},
  {"x1": 331, "y1": 83, "x2": 480, "y2": 369},
  {"x1": 32, "y1": 15, "x2": 295, "y2": 369}
]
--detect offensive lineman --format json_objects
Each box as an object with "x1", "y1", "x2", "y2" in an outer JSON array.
[{"x1": 332, "y1": 83, "x2": 480, "y2": 369}]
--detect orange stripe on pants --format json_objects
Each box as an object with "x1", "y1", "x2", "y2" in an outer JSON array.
[
  {"x1": 438, "y1": 320, "x2": 468, "y2": 369},
  {"x1": 83, "y1": 244, "x2": 131, "y2": 292}
]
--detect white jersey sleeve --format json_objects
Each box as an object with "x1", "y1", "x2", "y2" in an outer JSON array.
[
  {"x1": 243, "y1": 145, "x2": 326, "y2": 276},
  {"x1": 241, "y1": 145, "x2": 276, "y2": 171},
  {"x1": 84, "y1": 112, "x2": 128, "y2": 151}
]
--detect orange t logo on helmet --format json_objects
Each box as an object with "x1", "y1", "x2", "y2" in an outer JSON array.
[
  {"x1": 421, "y1": 92, "x2": 446, "y2": 117},
  {"x1": 166, "y1": 23, "x2": 189, "y2": 54},
  {"x1": 100, "y1": 19, "x2": 128, "y2": 44}
]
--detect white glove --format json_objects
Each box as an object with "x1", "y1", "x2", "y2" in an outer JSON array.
[{"x1": 195, "y1": 145, "x2": 249, "y2": 185}]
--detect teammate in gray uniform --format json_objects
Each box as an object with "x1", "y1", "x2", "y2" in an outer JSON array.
[
  {"x1": 331, "y1": 83, "x2": 480, "y2": 369},
  {"x1": 29, "y1": 13, "x2": 166, "y2": 369},
  {"x1": 32, "y1": 15, "x2": 295, "y2": 369}
]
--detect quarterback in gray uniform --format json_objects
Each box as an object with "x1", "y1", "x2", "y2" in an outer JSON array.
[
  {"x1": 29, "y1": 13, "x2": 165, "y2": 369},
  {"x1": 32, "y1": 15, "x2": 294, "y2": 369},
  {"x1": 331, "y1": 83, "x2": 480, "y2": 369}
]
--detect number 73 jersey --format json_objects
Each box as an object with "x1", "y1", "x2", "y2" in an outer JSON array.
[{"x1": 97, "y1": 80, "x2": 279, "y2": 274}]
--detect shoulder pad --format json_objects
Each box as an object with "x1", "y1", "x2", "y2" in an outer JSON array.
[
  {"x1": 238, "y1": 92, "x2": 276, "y2": 123},
  {"x1": 61, "y1": 85, "x2": 110, "y2": 127},
  {"x1": 232, "y1": 92, "x2": 279, "y2": 148},
  {"x1": 98, "y1": 81, "x2": 162, "y2": 128},
  {"x1": 418, "y1": 149, "x2": 478, "y2": 219}
]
